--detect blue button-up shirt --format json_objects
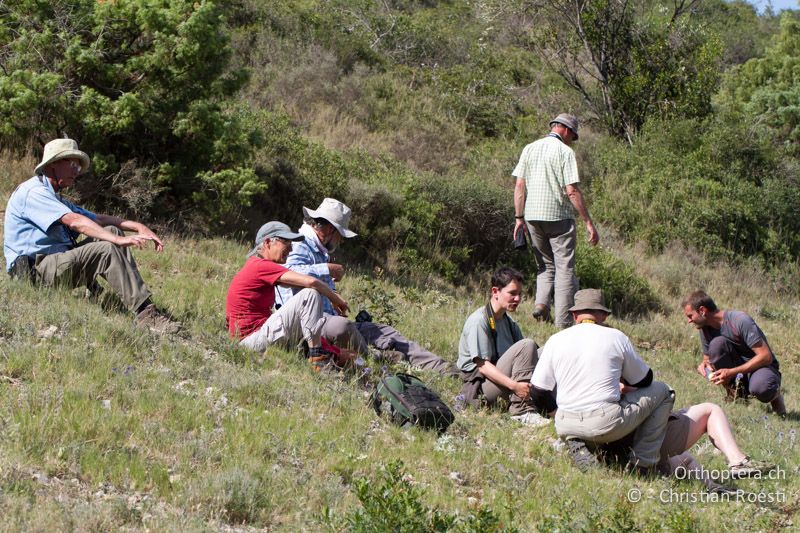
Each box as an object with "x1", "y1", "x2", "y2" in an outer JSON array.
[
  {"x1": 3, "y1": 176, "x2": 96, "y2": 271},
  {"x1": 275, "y1": 223, "x2": 337, "y2": 315}
]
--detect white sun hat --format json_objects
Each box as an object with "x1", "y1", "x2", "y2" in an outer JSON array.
[
  {"x1": 34, "y1": 138, "x2": 91, "y2": 175},
  {"x1": 302, "y1": 198, "x2": 357, "y2": 238}
]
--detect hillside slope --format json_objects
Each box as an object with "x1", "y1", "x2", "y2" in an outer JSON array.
[{"x1": 0, "y1": 190, "x2": 797, "y2": 530}]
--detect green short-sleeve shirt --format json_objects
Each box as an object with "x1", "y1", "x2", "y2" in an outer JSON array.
[{"x1": 512, "y1": 135, "x2": 580, "y2": 221}]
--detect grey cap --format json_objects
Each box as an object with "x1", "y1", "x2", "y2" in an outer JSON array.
[
  {"x1": 549, "y1": 113, "x2": 579, "y2": 140},
  {"x1": 247, "y1": 221, "x2": 303, "y2": 257},
  {"x1": 569, "y1": 289, "x2": 611, "y2": 313}
]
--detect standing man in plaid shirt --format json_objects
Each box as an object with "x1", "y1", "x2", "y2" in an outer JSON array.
[{"x1": 512, "y1": 114, "x2": 599, "y2": 329}]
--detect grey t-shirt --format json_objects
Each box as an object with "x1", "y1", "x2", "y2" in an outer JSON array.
[
  {"x1": 457, "y1": 306, "x2": 523, "y2": 372},
  {"x1": 699, "y1": 310, "x2": 778, "y2": 368}
]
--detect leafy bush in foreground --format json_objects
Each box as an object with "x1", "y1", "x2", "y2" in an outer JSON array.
[{"x1": 322, "y1": 461, "x2": 515, "y2": 532}]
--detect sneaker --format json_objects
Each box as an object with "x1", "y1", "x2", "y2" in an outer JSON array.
[
  {"x1": 511, "y1": 412, "x2": 551, "y2": 428},
  {"x1": 729, "y1": 457, "x2": 775, "y2": 478},
  {"x1": 532, "y1": 304, "x2": 550, "y2": 322},
  {"x1": 307, "y1": 347, "x2": 341, "y2": 374},
  {"x1": 566, "y1": 439, "x2": 600, "y2": 471},
  {"x1": 770, "y1": 392, "x2": 787, "y2": 416},
  {"x1": 135, "y1": 304, "x2": 182, "y2": 335}
]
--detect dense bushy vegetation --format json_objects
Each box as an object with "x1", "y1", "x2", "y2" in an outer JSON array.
[
  {"x1": 0, "y1": 0, "x2": 264, "y2": 226},
  {"x1": 2, "y1": 0, "x2": 799, "y2": 304},
  {"x1": 593, "y1": 13, "x2": 800, "y2": 265}
]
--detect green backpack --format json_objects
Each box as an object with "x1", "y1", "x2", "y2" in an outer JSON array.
[{"x1": 370, "y1": 373, "x2": 455, "y2": 433}]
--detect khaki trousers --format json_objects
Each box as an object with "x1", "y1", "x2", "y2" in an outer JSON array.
[
  {"x1": 527, "y1": 219, "x2": 578, "y2": 328},
  {"x1": 555, "y1": 381, "x2": 674, "y2": 466},
  {"x1": 34, "y1": 226, "x2": 152, "y2": 313},
  {"x1": 481, "y1": 339, "x2": 539, "y2": 416},
  {"x1": 241, "y1": 288, "x2": 325, "y2": 353}
]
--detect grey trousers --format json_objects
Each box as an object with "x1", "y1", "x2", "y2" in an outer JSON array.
[
  {"x1": 321, "y1": 315, "x2": 459, "y2": 377},
  {"x1": 241, "y1": 288, "x2": 325, "y2": 353},
  {"x1": 707, "y1": 336, "x2": 782, "y2": 403},
  {"x1": 527, "y1": 219, "x2": 578, "y2": 328},
  {"x1": 555, "y1": 381, "x2": 674, "y2": 467},
  {"x1": 34, "y1": 226, "x2": 152, "y2": 313},
  {"x1": 482, "y1": 339, "x2": 539, "y2": 416}
]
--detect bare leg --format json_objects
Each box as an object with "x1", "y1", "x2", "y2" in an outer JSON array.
[{"x1": 683, "y1": 403, "x2": 747, "y2": 465}]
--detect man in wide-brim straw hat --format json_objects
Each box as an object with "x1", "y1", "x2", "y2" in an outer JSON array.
[
  {"x1": 529, "y1": 289, "x2": 675, "y2": 473},
  {"x1": 3, "y1": 137, "x2": 181, "y2": 334}
]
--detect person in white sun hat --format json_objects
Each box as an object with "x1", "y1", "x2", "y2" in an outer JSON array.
[
  {"x1": 276, "y1": 198, "x2": 459, "y2": 377},
  {"x1": 3, "y1": 138, "x2": 181, "y2": 334}
]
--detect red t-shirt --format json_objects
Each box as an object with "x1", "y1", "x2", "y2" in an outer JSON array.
[{"x1": 225, "y1": 257, "x2": 289, "y2": 338}]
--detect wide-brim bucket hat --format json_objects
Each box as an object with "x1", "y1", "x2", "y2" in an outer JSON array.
[
  {"x1": 569, "y1": 288, "x2": 611, "y2": 313},
  {"x1": 34, "y1": 138, "x2": 91, "y2": 175},
  {"x1": 302, "y1": 198, "x2": 357, "y2": 238}
]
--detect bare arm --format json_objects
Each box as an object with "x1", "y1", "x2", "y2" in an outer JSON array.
[
  {"x1": 93, "y1": 214, "x2": 164, "y2": 251},
  {"x1": 61, "y1": 213, "x2": 153, "y2": 249},
  {"x1": 711, "y1": 342, "x2": 773, "y2": 385},
  {"x1": 565, "y1": 183, "x2": 599, "y2": 245},
  {"x1": 513, "y1": 179, "x2": 526, "y2": 239},
  {"x1": 277, "y1": 270, "x2": 350, "y2": 316},
  {"x1": 475, "y1": 358, "x2": 531, "y2": 400}
]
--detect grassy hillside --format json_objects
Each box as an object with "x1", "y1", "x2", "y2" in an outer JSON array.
[
  {"x1": 2, "y1": 1, "x2": 799, "y2": 530},
  {"x1": 0, "y1": 170, "x2": 797, "y2": 530}
]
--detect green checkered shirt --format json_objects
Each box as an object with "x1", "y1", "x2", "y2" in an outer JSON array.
[{"x1": 512, "y1": 135, "x2": 580, "y2": 221}]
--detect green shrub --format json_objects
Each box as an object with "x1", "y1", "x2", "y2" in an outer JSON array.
[
  {"x1": 591, "y1": 114, "x2": 799, "y2": 265},
  {"x1": 321, "y1": 460, "x2": 515, "y2": 532},
  {"x1": 575, "y1": 240, "x2": 662, "y2": 318},
  {"x1": 0, "y1": 0, "x2": 263, "y2": 224}
]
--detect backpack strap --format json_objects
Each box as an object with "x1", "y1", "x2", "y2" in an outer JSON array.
[{"x1": 484, "y1": 303, "x2": 499, "y2": 362}]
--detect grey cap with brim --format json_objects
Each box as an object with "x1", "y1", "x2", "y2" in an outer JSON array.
[
  {"x1": 34, "y1": 138, "x2": 91, "y2": 175},
  {"x1": 247, "y1": 221, "x2": 303, "y2": 257}
]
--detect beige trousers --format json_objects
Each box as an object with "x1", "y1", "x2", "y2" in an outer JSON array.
[
  {"x1": 555, "y1": 381, "x2": 674, "y2": 467},
  {"x1": 482, "y1": 338, "x2": 539, "y2": 416}
]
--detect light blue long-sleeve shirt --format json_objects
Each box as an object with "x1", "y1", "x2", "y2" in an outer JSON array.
[{"x1": 275, "y1": 223, "x2": 337, "y2": 315}]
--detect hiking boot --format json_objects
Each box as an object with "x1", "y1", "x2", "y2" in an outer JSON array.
[
  {"x1": 566, "y1": 439, "x2": 600, "y2": 471},
  {"x1": 723, "y1": 380, "x2": 748, "y2": 403},
  {"x1": 510, "y1": 412, "x2": 551, "y2": 427},
  {"x1": 729, "y1": 457, "x2": 775, "y2": 478},
  {"x1": 770, "y1": 392, "x2": 787, "y2": 416},
  {"x1": 532, "y1": 304, "x2": 550, "y2": 322},
  {"x1": 135, "y1": 304, "x2": 182, "y2": 335}
]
